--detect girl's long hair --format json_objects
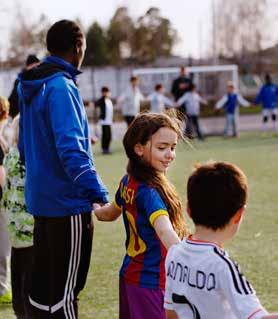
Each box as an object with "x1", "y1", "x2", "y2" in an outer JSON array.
[{"x1": 123, "y1": 112, "x2": 188, "y2": 238}]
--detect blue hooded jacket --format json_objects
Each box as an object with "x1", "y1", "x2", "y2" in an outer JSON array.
[
  {"x1": 255, "y1": 83, "x2": 278, "y2": 109},
  {"x1": 18, "y1": 56, "x2": 109, "y2": 217}
]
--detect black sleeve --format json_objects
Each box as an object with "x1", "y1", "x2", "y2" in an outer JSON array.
[
  {"x1": 8, "y1": 79, "x2": 20, "y2": 119},
  {"x1": 0, "y1": 146, "x2": 4, "y2": 165}
]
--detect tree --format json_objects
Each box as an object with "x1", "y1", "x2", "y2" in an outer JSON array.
[
  {"x1": 7, "y1": 11, "x2": 50, "y2": 66},
  {"x1": 214, "y1": 0, "x2": 268, "y2": 68},
  {"x1": 84, "y1": 22, "x2": 109, "y2": 66},
  {"x1": 106, "y1": 7, "x2": 135, "y2": 64},
  {"x1": 131, "y1": 7, "x2": 177, "y2": 64}
]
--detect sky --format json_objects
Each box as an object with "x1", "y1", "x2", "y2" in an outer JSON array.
[{"x1": 0, "y1": 0, "x2": 213, "y2": 59}]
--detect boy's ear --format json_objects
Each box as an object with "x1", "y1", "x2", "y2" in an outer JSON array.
[
  {"x1": 134, "y1": 143, "x2": 144, "y2": 157},
  {"x1": 186, "y1": 203, "x2": 192, "y2": 218},
  {"x1": 232, "y1": 206, "x2": 246, "y2": 224}
]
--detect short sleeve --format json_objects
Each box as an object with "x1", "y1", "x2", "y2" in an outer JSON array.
[
  {"x1": 219, "y1": 256, "x2": 268, "y2": 319},
  {"x1": 114, "y1": 176, "x2": 127, "y2": 209},
  {"x1": 164, "y1": 246, "x2": 175, "y2": 310},
  {"x1": 137, "y1": 186, "x2": 168, "y2": 226}
]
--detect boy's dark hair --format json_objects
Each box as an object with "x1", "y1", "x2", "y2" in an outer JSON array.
[
  {"x1": 155, "y1": 84, "x2": 163, "y2": 91},
  {"x1": 265, "y1": 73, "x2": 272, "y2": 85},
  {"x1": 46, "y1": 20, "x2": 84, "y2": 54},
  {"x1": 187, "y1": 161, "x2": 248, "y2": 230},
  {"x1": 130, "y1": 76, "x2": 138, "y2": 82},
  {"x1": 101, "y1": 86, "x2": 110, "y2": 93}
]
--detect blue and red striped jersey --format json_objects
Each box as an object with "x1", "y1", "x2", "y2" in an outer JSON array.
[{"x1": 114, "y1": 174, "x2": 169, "y2": 289}]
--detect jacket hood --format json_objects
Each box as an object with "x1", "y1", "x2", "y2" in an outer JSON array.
[{"x1": 18, "y1": 56, "x2": 81, "y2": 105}]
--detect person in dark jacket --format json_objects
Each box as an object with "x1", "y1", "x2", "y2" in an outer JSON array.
[
  {"x1": 95, "y1": 86, "x2": 113, "y2": 154},
  {"x1": 171, "y1": 66, "x2": 193, "y2": 114},
  {"x1": 18, "y1": 20, "x2": 109, "y2": 319},
  {"x1": 255, "y1": 74, "x2": 278, "y2": 132},
  {"x1": 8, "y1": 55, "x2": 40, "y2": 119}
]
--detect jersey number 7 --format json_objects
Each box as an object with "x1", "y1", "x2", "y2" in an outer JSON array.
[{"x1": 172, "y1": 293, "x2": 201, "y2": 319}]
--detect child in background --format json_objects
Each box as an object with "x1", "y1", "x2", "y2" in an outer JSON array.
[
  {"x1": 95, "y1": 86, "x2": 114, "y2": 154},
  {"x1": 215, "y1": 82, "x2": 250, "y2": 137},
  {"x1": 176, "y1": 84, "x2": 207, "y2": 140},
  {"x1": 164, "y1": 161, "x2": 278, "y2": 319},
  {"x1": 0, "y1": 96, "x2": 11, "y2": 305},
  {"x1": 147, "y1": 84, "x2": 174, "y2": 113},
  {"x1": 255, "y1": 74, "x2": 278, "y2": 132},
  {"x1": 117, "y1": 76, "x2": 145, "y2": 127},
  {"x1": 94, "y1": 113, "x2": 188, "y2": 319},
  {"x1": 2, "y1": 115, "x2": 34, "y2": 318}
]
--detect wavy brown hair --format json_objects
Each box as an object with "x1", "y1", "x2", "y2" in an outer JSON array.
[{"x1": 123, "y1": 112, "x2": 188, "y2": 238}]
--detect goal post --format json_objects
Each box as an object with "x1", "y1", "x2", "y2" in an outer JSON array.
[{"x1": 132, "y1": 64, "x2": 239, "y2": 98}]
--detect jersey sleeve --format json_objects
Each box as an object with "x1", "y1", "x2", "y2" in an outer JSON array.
[
  {"x1": 136, "y1": 186, "x2": 169, "y2": 225},
  {"x1": 219, "y1": 256, "x2": 268, "y2": 319},
  {"x1": 114, "y1": 176, "x2": 127, "y2": 209},
  {"x1": 164, "y1": 246, "x2": 175, "y2": 310}
]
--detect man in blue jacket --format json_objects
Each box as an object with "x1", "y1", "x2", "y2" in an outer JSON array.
[{"x1": 18, "y1": 20, "x2": 109, "y2": 319}]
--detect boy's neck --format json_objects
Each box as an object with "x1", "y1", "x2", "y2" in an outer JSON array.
[{"x1": 192, "y1": 225, "x2": 232, "y2": 248}]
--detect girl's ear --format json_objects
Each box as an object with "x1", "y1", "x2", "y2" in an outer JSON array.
[{"x1": 134, "y1": 143, "x2": 144, "y2": 157}]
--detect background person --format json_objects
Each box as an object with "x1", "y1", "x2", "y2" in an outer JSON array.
[
  {"x1": 117, "y1": 76, "x2": 145, "y2": 127},
  {"x1": 95, "y1": 86, "x2": 114, "y2": 154},
  {"x1": 147, "y1": 84, "x2": 174, "y2": 113},
  {"x1": 215, "y1": 82, "x2": 250, "y2": 137},
  {"x1": 255, "y1": 74, "x2": 278, "y2": 132}
]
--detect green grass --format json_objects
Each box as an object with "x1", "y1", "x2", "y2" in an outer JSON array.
[{"x1": 1, "y1": 132, "x2": 278, "y2": 318}]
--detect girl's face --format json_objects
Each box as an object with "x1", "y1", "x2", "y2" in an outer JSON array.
[{"x1": 135, "y1": 127, "x2": 178, "y2": 173}]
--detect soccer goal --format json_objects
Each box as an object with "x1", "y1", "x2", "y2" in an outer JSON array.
[{"x1": 132, "y1": 65, "x2": 239, "y2": 99}]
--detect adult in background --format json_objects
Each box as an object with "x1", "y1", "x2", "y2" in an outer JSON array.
[
  {"x1": 171, "y1": 66, "x2": 193, "y2": 116},
  {"x1": 117, "y1": 75, "x2": 144, "y2": 127},
  {"x1": 255, "y1": 74, "x2": 278, "y2": 132},
  {"x1": 8, "y1": 55, "x2": 40, "y2": 119},
  {"x1": 18, "y1": 20, "x2": 109, "y2": 319}
]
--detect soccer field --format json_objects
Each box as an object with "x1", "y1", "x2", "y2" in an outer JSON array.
[{"x1": 1, "y1": 132, "x2": 278, "y2": 318}]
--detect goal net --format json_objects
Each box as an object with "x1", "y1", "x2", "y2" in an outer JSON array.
[{"x1": 132, "y1": 65, "x2": 239, "y2": 99}]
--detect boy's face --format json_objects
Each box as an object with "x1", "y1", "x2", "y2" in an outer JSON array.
[
  {"x1": 102, "y1": 91, "x2": 110, "y2": 98},
  {"x1": 157, "y1": 87, "x2": 164, "y2": 94},
  {"x1": 227, "y1": 85, "x2": 234, "y2": 93}
]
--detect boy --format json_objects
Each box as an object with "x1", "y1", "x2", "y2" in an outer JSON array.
[
  {"x1": 117, "y1": 76, "x2": 145, "y2": 127},
  {"x1": 164, "y1": 161, "x2": 278, "y2": 319},
  {"x1": 176, "y1": 83, "x2": 207, "y2": 140},
  {"x1": 147, "y1": 84, "x2": 174, "y2": 113},
  {"x1": 95, "y1": 86, "x2": 113, "y2": 154},
  {"x1": 215, "y1": 82, "x2": 250, "y2": 137}
]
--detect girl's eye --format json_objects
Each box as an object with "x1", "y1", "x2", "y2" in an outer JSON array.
[
  {"x1": 158, "y1": 147, "x2": 165, "y2": 150},
  {"x1": 171, "y1": 146, "x2": 176, "y2": 151}
]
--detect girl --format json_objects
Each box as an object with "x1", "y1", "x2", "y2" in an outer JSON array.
[{"x1": 94, "y1": 112, "x2": 188, "y2": 319}]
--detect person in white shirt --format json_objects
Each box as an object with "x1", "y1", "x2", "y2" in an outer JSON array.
[
  {"x1": 165, "y1": 161, "x2": 278, "y2": 319},
  {"x1": 147, "y1": 84, "x2": 174, "y2": 113},
  {"x1": 117, "y1": 76, "x2": 145, "y2": 127},
  {"x1": 95, "y1": 87, "x2": 114, "y2": 154},
  {"x1": 176, "y1": 84, "x2": 207, "y2": 140}
]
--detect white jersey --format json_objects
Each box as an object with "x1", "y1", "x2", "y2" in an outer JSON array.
[
  {"x1": 164, "y1": 237, "x2": 268, "y2": 319},
  {"x1": 177, "y1": 92, "x2": 206, "y2": 116},
  {"x1": 99, "y1": 98, "x2": 113, "y2": 125},
  {"x1": 147, "y1": 92, "x2": 173, "y2": 113},
  {"x1": 118, "y1": 86, "x2": 144, "y2": 116}
]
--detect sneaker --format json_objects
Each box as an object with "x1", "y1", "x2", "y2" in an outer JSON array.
[{"x1": 0, "y1": 290, "x2": 12, "y2": 305}]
